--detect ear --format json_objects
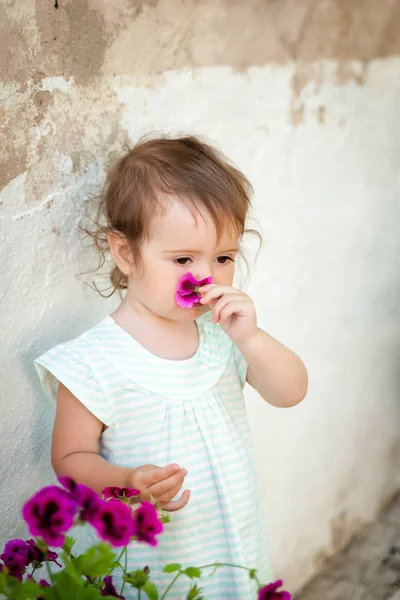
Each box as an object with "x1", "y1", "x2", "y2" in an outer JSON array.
[{"x1": 107, "y1": 233, "x2": 134, "y2": 275}]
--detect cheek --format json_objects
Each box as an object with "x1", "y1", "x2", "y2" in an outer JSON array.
[
  {"x1": 213, "y1": 264, "x2": 235, "y2": 285},
  {"x1": 148, "y1": 263, "x2": 181, "y2": 298}
]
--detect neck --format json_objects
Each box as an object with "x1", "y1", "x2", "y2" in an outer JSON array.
[{"x1": 111, "y1": 291, "x2": 189, "y2": 334}]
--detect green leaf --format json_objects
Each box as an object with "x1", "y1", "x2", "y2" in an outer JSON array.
[
  {"x1": 0, "y1": 570, "x2": 8, "y2": 594},
  {"x1": 62, "y1": 536, "x2": 76, "y2": 557},
  {"x1": 3, "y1": 579, "x2": 42, "y2": 599},
  {"x1": 72, "y1": 543, "x2": 117, "y2": 578},
  {"x1": 60, "y1": 555, "x2": 85, "y2": 586},
  {"x1": 39, "y1": 587, "x2": 59, "y2": 600},
  {"x1": 74, "y1": 586, "x2": 103, "y2": 600},
  {"x1": 186, "y1": 583, "x2": 203, "y2": 599},
  {"x1": 124, "y1": 568, "x2": 149, "y2": 589},
  {"x1": 142, "y1": 580, "x2": 159, "y2": 600},
  {"x1": 49, "y1": 570, "x2": 83, "y2": 600},
  {"x1": 183, "y1": 567, "x2": 201, "y2": 579},
  {"x1": 163, "y1": 563, "x2": 181, "y2": 573}
]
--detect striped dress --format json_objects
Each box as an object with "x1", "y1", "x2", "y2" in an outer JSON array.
[{"x1": 34, "y1": 312, "x2": 271, "y2": 599}]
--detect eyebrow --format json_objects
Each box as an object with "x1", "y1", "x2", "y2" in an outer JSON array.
[{"x1": 162, "y1": 248, "x2": 239, "y2": 254}]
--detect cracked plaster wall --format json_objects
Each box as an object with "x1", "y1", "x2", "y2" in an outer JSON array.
[{"x1": 1, "y1": 0, "x2": 400, "y2": 592}]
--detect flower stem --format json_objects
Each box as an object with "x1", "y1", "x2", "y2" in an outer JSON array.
[
  {"x1": 160, "y1": 572, "x2": 182, "y2": 600},
  {"x1": 198, "y1": 562, "x2": 262, "y2": 587},
  {"x1": 108, "y1": 547, "x2": 126, "y2": 576},
  {"x1": 119, "y1": 547, "x2": 128, "y2": 595},
  {"x1": 45, "y1": 558, "x2": 60, "y2": 599},
  {"x1": 138, "y1": 590, "x2": 141, "y2": 600}
]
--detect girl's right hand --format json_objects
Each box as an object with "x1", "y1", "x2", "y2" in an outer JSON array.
[{"x1": 128, "y1": 463, "x2": 190, "y2": 512}]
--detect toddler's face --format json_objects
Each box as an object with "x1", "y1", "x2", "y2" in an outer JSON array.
[{"x1": 130, "y1": 197, "x2": 240, "y2": 322}]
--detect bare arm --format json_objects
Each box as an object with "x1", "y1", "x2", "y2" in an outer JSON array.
[
  {"x1": 52, "y1": 383, "x2": 190, "y2": 510},
  {"x1": 237, "y1": 329, "x2": 308, "y2": 408}
]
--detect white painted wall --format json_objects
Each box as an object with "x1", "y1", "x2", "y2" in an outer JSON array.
[{"x1": 1, "y1": 57, "x2": 400, "y2": 592}]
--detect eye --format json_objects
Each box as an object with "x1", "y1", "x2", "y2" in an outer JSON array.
[
  {"x1": 216, "y1": 256, "x2": 234, "y2": 264},
  {"x1": 174, "y1": 257, "x2": 192, "y2": 265}
]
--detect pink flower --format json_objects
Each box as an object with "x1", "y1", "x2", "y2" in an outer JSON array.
[
  {"x1": 91, "y1": 499, "x2": 135, "y2": 547},
  {"x1": 102, "y1": 487, "x2": 140, "y2": 501},
  {"x1": 132, "y1": 501, "x2": 163, "y2": 546},
  {"x1": 258, "y1": 580, "x2": 291, "y2": 600},
  {"x1": 22, "y1": 486, "x2": 77, "y2": 547},
  {"x1": 101, "y1": 575, "x2": 125, "y2": 598},
  {"x1": 175, "y1": 272, "x2": 212, "y2": 308}
]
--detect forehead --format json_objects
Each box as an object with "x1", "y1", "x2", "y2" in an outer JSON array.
[{"x1": 148, "y1": 197, "x2": 239, "y2": 251}]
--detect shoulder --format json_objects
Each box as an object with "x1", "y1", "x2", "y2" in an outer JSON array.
[
  {"x1": 34, "y1": 316, "x2": 114, "y2": 423},
  {"x1": 33, "y1": 315, "x2": 114, "y2": 396},
  {"x1": 35, "y1": 316, "x2": 112, "y2": 366}
]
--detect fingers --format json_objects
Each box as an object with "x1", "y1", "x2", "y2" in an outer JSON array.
[
  {"x1": 133, "y1": 464, "x2": 190, "y2": 511},
  {"x1": 137, "y1": 463, "x2": 180, "y2": 488},
  {"x1": 199, "y1": 284, "x2": 241, "y2": 305},
  {"x1": 149, "y1": 463, "x2": 181, "y2": 484},
  {"x1": 147, "y1": 468, "x2": 188, "y2": 501},
  {"x1": 156, "y1": 480, "x2": 187, "y2": 505},
  {"x1": 133, "y1": 464, "x2": 180, "y2": 500},
  {"x1": 160, "y1": 489, "x2": 191, "y2": 512},
  {"x1": 212, "y1": 294, "x2": 247, "y2": 323}
]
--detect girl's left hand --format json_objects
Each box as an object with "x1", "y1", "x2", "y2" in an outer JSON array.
[{"x1": 199, "y1": 284, "x2": 258, "y2": 344}]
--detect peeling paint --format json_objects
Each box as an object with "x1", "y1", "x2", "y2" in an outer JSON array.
[
  {"x1": 1, "y1": 0, "x2": 400, "y2": 594},
  {"x1": 0, "y1": 172, "x2": 27, "y2": 214},
  {"x1": 41, "y1": 76, "x2": 74, "y2": 93}
]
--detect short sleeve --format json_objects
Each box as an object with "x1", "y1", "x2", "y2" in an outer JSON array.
[
  {"x1": 233, "y1": 315, "x2": 269, "y2": 388},
  {"x1": 34, "y1": 342, "x2": 112, "y2": 426},
  {"x1": 233, "y1": 346, "x2": 248, "y2": 388}
]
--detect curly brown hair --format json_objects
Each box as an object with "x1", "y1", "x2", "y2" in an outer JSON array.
[{"x1": 81, "y1": 134, "x2": 261, "y2": 297}]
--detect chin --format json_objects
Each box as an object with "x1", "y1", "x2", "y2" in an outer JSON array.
[{"x1": 179, "y1": 304, "x2": 209, "y2": 318}]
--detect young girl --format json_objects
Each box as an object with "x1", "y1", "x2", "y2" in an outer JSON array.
[{"x1": 34, "y1": 136, "x2": 308, "y2": 598}]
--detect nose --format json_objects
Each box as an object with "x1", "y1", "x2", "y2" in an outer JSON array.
[
  {"x1": 192, "y1": 259, "x2": 214, "y2": 281},
  {"x1": 193, "y1": 268, "x2": 214, "y2": 283}
]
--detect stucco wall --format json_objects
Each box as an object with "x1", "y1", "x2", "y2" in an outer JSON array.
[{"x1": 1, "y1": 0, "x2": 400, "y2": 592}]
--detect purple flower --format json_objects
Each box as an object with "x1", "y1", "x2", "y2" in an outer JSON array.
[
  {"x1": 91, "y1": 499, "x2": 135, "y2": 547},
  {"x1": 101, "y1": 575, "x2": 125, "y2": 598},
  {"x1": 1, "y1": 539, "x2": 30, "y2": 573},
  {"x1": 258, "y1": 580, "x2": 291, "y2": 600},
  {"x1": 102, "y1": 487, "x2": 140, "y2": 501},
  {"x1": 26, "y1": 539, "x2": 61, "y2": 568},
  {"x1": 76, "y1": 485, "x2": 103, "y2": 523},
  {"x1": 22, "y1": 486, "x2": 77, "y2": 547},
  {"x1": 58, "y1": 476, "x2": 78, "y2": 493},
  {"x1": 58, "y1": 477, "x2": 102, "y2": 524},
  {"x1": 132, "y1": 501, "x2": 163, "y2": 546},
  {"x1": 175, "y1": 272, "x2": 212, "y2": 308}
]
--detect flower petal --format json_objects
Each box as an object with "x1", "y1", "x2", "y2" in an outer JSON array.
[
  {"x1": 91, "y1": 500, "x2": 135, "y2": 547},
  {"x1": 22, "y1": 486, "x2": 77, "y2": 547},
  {"x1": 132, "y1": 502, "x2": 163, "y2": 546},
  {"x1": 176, "y1": 273, "x2": 213, "y2": 308}
]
